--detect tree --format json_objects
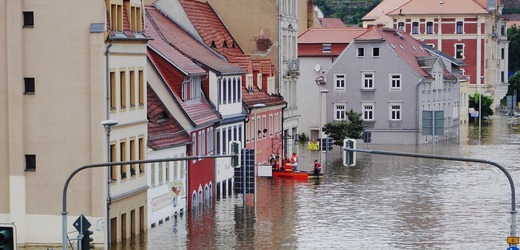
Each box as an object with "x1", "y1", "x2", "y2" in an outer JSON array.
[
  {"x1": 508, "y1": 25, "x2": 520, "y2": 73},
  {"x1": 322, "y1": 109, "x2": 364, "y2": 147},
  {"x1": 468, "y1": 92, "x2": 494, "y2": 118},
  {"x1": 506, "y1": 72, "x2": 520, "y2": 104}
]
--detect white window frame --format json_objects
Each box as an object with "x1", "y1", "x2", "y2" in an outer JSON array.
[
  {"x1": 412, "y1": 22, "x2": 419, "y2": 34},
  {"x1": 372, "y1": 47, "x2": 380, "y2": 57},
  {"x1": 390, "y1": 74, "x2": 402, "y2": 91},
  {"x1": 362, "y1": 72, "x2": 374, "y2": 90},
  {"x1": 389, "y1": 103, "x2": 402, "y2": 121},
  {"x1": 334, "y1": 74, "x2": 346, "y2": 90},
  {"x1": 455, "y1": 44, "x2": 464, "y2": 59},
  {"x1": 456, "y1": 21, "x2": 464, "y2": 34},
  {"x1": 323, "y1": 43, "x2": 331, "y2": 53},
  {"x1": 426, "y1": 21, "x2": 434, "y2": 34},
  {"x1": 362, "y1": 103, "x2": 374, "y2": 121},
  {"x1": 334, "y1": 103, "x2": 346, "y2": 121},
  {"x1": 357, "y1": 47, "x2": 365, "y2": 57},
  {"x1": 398, "y1": 22, "x2": 405, "y2": 31}
]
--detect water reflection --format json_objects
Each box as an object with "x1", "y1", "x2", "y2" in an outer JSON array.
[{"x1": 141, "y1": 115, "x2": 520, "y2": 249}]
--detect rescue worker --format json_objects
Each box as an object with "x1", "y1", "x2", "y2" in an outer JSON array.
[
  {"x1": 313, "y1": 159, "x2": 321, "y2": 177},
  {"x1": 291, "y1": 152, "x2": 299, "y2": 172}
]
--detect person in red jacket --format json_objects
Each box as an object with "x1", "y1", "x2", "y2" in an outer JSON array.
[{"x1": 313, "y1": 159, "x2": 321, "y2": 176}]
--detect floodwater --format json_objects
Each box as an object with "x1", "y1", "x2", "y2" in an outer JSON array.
[{"x1": 120, "y1": 114, "x2": 520, "y2": 249}]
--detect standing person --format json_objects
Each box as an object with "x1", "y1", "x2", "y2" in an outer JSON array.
[
  {"x1": 291, "y1": 152, "x2": 298, "y2": 172},
  {"x1": 313, "y1": 159, "x2": 321, "y2": 177}
]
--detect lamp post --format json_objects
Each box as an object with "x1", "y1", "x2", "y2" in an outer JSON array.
[
  {"x1": 251, "y1": 104, "x2": 266, "y2": 204},
  {"x1": 319, "y1": 89, "x2": 329, "y2": 172},
  {"x1": 101, "y1": 119, "x2": 118, "y2": 249},
  {"x1": 479, "y1": 76, "x2": 485, "y2": 143}
]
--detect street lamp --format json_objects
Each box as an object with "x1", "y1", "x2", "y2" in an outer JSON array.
[
  {"x1": 319, "y1": 89, "x2": 329, "y2": 172},
  {"x1": 252, "y1": 103, "x2": 265, "y2": 204},
  {"x1": 479, "y1": 76, "x2": 485, "y2": 143},
  {"x1": 101, "y1": 119, "x2": 118, "y2": 249}
]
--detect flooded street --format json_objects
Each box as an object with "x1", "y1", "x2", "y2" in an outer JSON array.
[{"x1": 126, "y1": 115, "x2": 520, "y2": 249}]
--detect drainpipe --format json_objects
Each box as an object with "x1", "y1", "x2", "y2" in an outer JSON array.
[
  {"x1": 281, "y1": 101, "x2": 288, "y2": 158},
  {"x1": 104, "y1": 37, "x2": 113, "y2": 250}
]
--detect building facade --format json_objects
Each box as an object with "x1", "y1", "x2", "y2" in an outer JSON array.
[
  {"x1": 0, "y1": 0, "x2": 148, "y2": 247},
  {"x1": 324, "y1": 27, "x2": 463, "y2": 144}
]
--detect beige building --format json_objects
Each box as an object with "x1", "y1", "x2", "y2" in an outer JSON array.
[
  {"x1": 203, "y1": 0, "x2": 319, "y2": 156},
  {"x1": 0, "y1": 0, "x2": 148, "y2": 247}
]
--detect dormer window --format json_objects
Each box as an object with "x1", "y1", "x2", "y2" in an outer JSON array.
[
  {"x1": 182, "y1": 76, "x2": 202, "y2": 101},
  {"x1": 110, "y1": 3, "x2": 123, "y2": 32},
  {"x1": 129, "y1": 4, "x2": 142, "y2": 33},
  {"x1": 157, "y1": 112, "x2": 168, "y2": 123}
]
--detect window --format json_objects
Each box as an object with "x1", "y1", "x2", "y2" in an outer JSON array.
[
  {"x1": 426, "y1": 22, "x2": 433, "y2": 34},
  {"x1": 501, "y1": 71, "x2": 505, "y2": 83},
  {"x1": 183, "y1": 76, "x2": 201, "y2": 101},
  {"x1": 192, "y1": 134, "x2": 197, "y2": 162},
  {"x1": 357, "y1": 48, "x2": 364, "y2": 57},
  {"x1": 130, "y1": 6, "x2": 142, "y2": 33},
  {"x1": 389, "y1": 103, "x2": 402, "y2": 121},
  {"x1": 501, "y1": 25, "x2": 506, "y2": 36},
  {"x1": 362, "y1": 103, "x2": 374, "y2": 121},
  {"x1": 390, "y1": 74, "x2": 401, "y2": 90},
  {"x1": 216, "y1": 129, "x2": 221, "y2": 155},
  {"x1": 334, "y1": 74, "x2": 346, "y2": 90},
  {"x1": 138, "y1": 70, "x2": 145, "y2": 106},
  {"x1": 207, "y1": 127, "x2": 213, "y2": 155},
  {"x1": 24, "y1": 78, "x2": 35, "y2": 94},
  {"x1": 455, "y1": 44, "x2": 464, "y2": 59},
  {"x1": 120, "y1": 141, "x2": 127, "y2": 179},
  {"x1": 456, "y1": 21, "x2": 463, "y2": 34},
  {"x1": 120, "y1": 71, "x2": 126, "y2": 108},
  {"x1": 110, "y1": 72, "x2": 116, "y2": 110},
  {"x1": 138, "y1": 137, "x2": 145, "y2": 173},
  {"x1": 398, "y1": 22, "x2": 405, "y2": 31},
  {"x1": 501, "y1": 48, "x2": 505, "y2": 60},
  {"x1": 130, "y1": 139, "x2": 136, "y2": 175},
  {"x1": 130, "y1": 71, "x2": 135, "y2": 107},
  {"x1": 25, "y1": 154, "x2": 36, "y2": 171},
  {"x1": 372, "y1": 47, "x2": 380, "y2": 57},
  {"x1": 334, "y1": 104, "x2": 346, "y2": 120},
  {"x1": 323, "y1": 44, "x2": 331, "y2": 53},
  {"x1": 412, "y1": 22, "x2": 419, "y2": 34},
  {"x1": 362, "y1": 72, "x2": 374, "y2": 89},
  {"x1": 110, "y1": 4, "x2": 123, "y2": 32},
  {"x1": 110, "y1": 144, "x2": 117, "y2": 180},
  {"x1": 23, "y1": 11, "x2": 34, "y2": 27}
]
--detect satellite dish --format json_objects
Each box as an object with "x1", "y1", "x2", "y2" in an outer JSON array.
[{"x1": 314, "y1": 64, "x2": 321, "y2": 72}]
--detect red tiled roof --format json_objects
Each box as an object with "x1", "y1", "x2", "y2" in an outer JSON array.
[
  {"x1": 148, "y1": 48, "x2": 222, "y2": 128},
  {"x1": 145, "y1": 6, "x2": 246, "y2": 75},
  {"x1": 173, "y1": 1, "x2": 284, "y2": 108},
  {"x1": 148, "y1": 87, "x2": 191, "y2": 150},
  {"x1": 298, "y1": 27, "x2": 367, "y2": 44},
  {"x1": 145, "y1": 13, "x2": 206, "y2": 76},
  {"x1": 355, "y1": 27, "x2": 432, "y2": 78},
  {"x1": 387, "y1": 0, "x2": 487, "y2": 15},
  {"x1": 319, "y1": 18, "x2": 346, "y2": 28},
  {"x1": 179, "y1": 0, "x2": 244, "y2": 57}
]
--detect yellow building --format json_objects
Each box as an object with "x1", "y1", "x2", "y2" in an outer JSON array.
[{"x1": 0, "y1": 0, "x2": 148, "y2": 247}]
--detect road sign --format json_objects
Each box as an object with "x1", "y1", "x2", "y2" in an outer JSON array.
[
  {"x1": 73, "y1": 214, "x2": 91, "y2": 233},
  {"x1": 508, "y1": 236, "x2": 519, "y2": 245},
  {"x1": 507, "y1": 246, "x2": 519, "y2": 250}
]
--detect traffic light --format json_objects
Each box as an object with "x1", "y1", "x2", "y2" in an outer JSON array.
[
  {"x1": 229, "y1": 141, "x2": 241, "y2": 167},
  {"x1": 81, "y1": 229, "x2": 94, "y2": 250},
  {"x1": 343, "y1": 139, "x2": 356, "y2": 167},
  {"x1": 0, "y1": 223, "x2": 16, "y2": 250},
  {"x1": 320, "y1": 138, "x2": 333, "y2": 151}
]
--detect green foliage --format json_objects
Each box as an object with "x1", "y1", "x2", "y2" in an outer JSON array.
[
  {"x1": 297, "y1": 132, "x2": 309, "y2": 142},
  {"x1": 507, "y1": 72, "x2": 520, "y2": 104},
  {"x1": 314, "y1": 0, "x2": 381, "y2": 26},
  {"x1": 508, "y1": 25, "x2": 520, "y2": 73},
  {"x1": 469, "y1": 92, "x2": 494, "y2": 117},
  {"x1": 322, "y1": 109, "x2": 364, "y2": 146}
]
